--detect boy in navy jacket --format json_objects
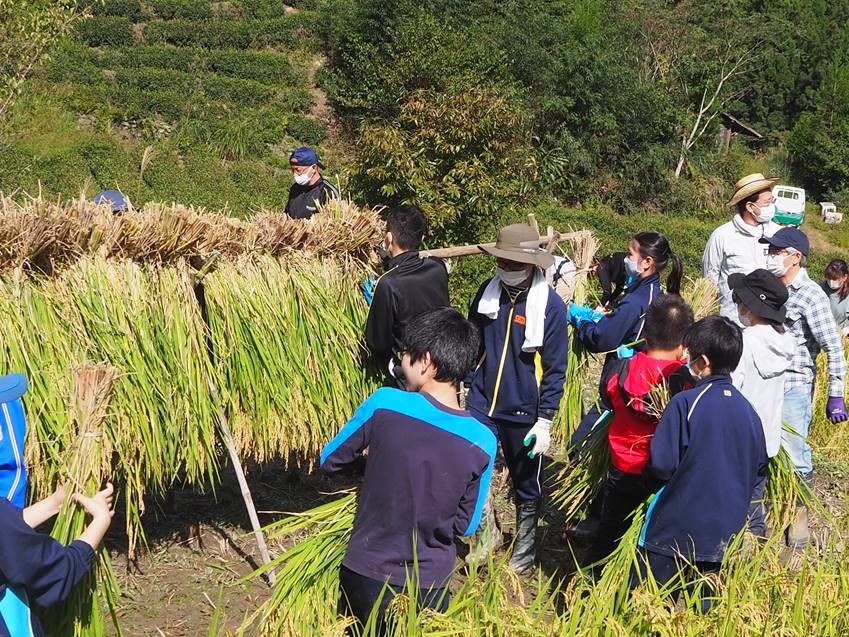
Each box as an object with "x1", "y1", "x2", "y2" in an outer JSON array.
[
  {"x1": 633, "y1": 316, "x2": 768, "y2": 612},
  {"x1": 0, "y1": 483, "x2": 115, "y2": 636},
  {"x1": 466, "y1": 224, "x2": 569, "y2": 573},
  {"x1": 321, "y1": 308, "x2": 495, "y2": 633}
]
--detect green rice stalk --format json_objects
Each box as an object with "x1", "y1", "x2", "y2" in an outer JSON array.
[{"x1": 42, "y1": 363, "x2": 122, "y2": 637}]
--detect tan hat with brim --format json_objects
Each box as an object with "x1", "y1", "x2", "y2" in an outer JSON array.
[
  {"x1": 726, "y1": 172, "x2": 780, "y2": 207},
  {"x1": 479, "y1": 223, "x2": 554, "y2": 269}
]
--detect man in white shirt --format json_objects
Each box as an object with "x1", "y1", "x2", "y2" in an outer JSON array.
[{"x1": 703, "y1": 173, "x2": 782, "y2": 325}]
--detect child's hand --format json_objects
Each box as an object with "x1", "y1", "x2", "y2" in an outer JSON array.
[
  {"x1": 46, "y1": 484, "x2": 68, "y2": 513},
  {"x1": 73, "y1": 482, "x2": 115, "y2": 521}
]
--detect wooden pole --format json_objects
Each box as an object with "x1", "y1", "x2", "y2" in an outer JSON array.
[{"x1": 420, "y1": 230, "x2": 586, "y2": 259}]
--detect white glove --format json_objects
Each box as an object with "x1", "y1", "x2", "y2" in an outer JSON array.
[{"x1": 523, "y1": 418, "x2": 552, "y2": 459}]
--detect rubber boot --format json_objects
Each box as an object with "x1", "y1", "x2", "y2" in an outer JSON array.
[
  {"x1": 508, "y1": 500, "x2": 540, "y2": 573},
  {"x1": 465, "y1": 497, "x2": 501, "y2": 567},
  {"x1": 786, "y1": 505, "x2": 809, "y2": 549}
]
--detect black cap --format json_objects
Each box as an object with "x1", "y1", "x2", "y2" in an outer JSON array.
[
  {"x1": 758, "y1": 227, "x2": 809, "y2": 256},
  {"x1": 728, "y1": 269, "x2": 788, "y2": 323}
]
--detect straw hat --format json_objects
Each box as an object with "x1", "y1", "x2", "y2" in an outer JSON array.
[
  {"x1": 726, "y1": 173, "x2": 779, "y2": 207},
  {"x1": 479, "y1": 224, "x2": 554, "y2": 269}
]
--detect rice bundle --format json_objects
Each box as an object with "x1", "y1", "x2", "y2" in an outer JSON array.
[
  {"x1": 553, "y1": 230, "x2": 599, "y2": 446},
  {"x1": 0, "y1": 194, "x2": 383, "y2": 272},
  {"x1": 204, "y1": 255, "x2": 379, "y2": 464},
  {"x1": 42, "y1": 363, "x2": 122, "y2": 637},
  {"x1": 680, "y1": 276, "x2": 719, "y2": 320}
]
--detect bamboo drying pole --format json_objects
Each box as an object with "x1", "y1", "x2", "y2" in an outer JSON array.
[{"x1": 419, "y1": 231, "x2": 586, "y2": 259}]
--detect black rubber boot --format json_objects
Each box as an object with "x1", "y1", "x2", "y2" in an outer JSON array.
[{"x1": 509, "y1": 500, "x2": 540, "y2": 573}]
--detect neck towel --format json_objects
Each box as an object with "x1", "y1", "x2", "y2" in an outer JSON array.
[{"x1": 478, "y1": 268, "x2": 548, "y2": 352}]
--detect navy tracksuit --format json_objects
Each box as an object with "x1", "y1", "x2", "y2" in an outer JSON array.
[
  {"x1": 571, "y1": 273, "x2": 662, "y2": 448},
  {"x1": 467, "y1": 279, "x2": 569, "y2": 502},
  {"x1": 320, "y1": 388, "x2": 496, "y2": 629},
  {"x1": 0, "y1": 499, "x2": 96, "y2": 637},
  {"x1": 633, "y1": 374, "x2": 768, "y2": 610}
]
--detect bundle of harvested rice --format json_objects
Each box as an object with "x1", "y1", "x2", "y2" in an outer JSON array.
[{"x1": 43, "y1": 363, "x2": 122, "y2": 637}]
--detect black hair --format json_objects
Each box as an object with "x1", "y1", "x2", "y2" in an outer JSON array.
[
  {"x1": 386, "y1": 204, "x2": 428, "y2": 251},
  {"x1": 735, "y1": 192, "x2": 762, "y2": 217},
  {"x1": 633, "y1": 231, "x2": 683, "y2": 295},
  {"x1": 825, "y1": 258, "x2": 849, "y2": 301},
  {"x1": 402, "y1": 308, "x2": 480, "y2": 384},
  {"x1": 643, "y1": 295, "x2": 694, "y2": 350},
  {"x1": 684, "y1": 315, "x2": 743, "y2": 376}
]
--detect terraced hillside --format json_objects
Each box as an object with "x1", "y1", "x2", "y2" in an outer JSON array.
[{"x1": 0, "y1": 0, "x2": 334, "y2": 214}]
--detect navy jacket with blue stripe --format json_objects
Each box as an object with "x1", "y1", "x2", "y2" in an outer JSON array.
[
  {"x1": 320, "y1": 388, "x2": 496, "y2": 588},
  {"x1": 466, "y1": 280, "x2": 569, "y2": 425},
  {"x1": 639, "y1": 375, "x2": 768, "y2": 562},
  {"x1": 0, "y1": 498, "x2": 95, "y2": 637},
  {"x1": 577, "y1": 272, "x2": 661, "y2": 354}
]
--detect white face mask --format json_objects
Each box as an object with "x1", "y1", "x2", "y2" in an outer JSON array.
[
  {"x1": 766, "y1": 253, "x2": 789, "y2": 278},
  {"x1": 293, "y1": 167, "x2": 314, "y2": 186},
  {"x1": 752, "y1": 202, "x2": 776, "y2": 224},
  {"x1": 737, "y1": 305, "x2": 752, "y2": 327},
  {"x1": 828, "y1": 279, "x2": 841, "y2": 290},
  {"x1": 497, "y1": 267, "x2": 532, "y2": 287},
  {"x1": 623, "y1": 255, "x2": 641, "y2": 277}
]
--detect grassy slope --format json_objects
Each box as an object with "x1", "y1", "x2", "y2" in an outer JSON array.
[{"x1": 0, "y1": 0, "x2": 341, "y2": 215}]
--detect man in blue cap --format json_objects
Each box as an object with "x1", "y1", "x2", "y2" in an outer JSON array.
[
  {"x1": 284, "y1": 146, "x2": 339, "y2": 219},
  {"x1": 92, "y1": 190, "x2": 129, "y2": 214},
  {"x1": 760, "y1": 227, "x2": 847, "y2": 547}
]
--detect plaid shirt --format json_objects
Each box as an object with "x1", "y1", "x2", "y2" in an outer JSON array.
[{"x1": 784, "y1": 269, "x2": 846, "y2": 396}]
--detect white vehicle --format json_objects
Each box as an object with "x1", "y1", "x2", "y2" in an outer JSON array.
[
  {"x1": 820, "y1": 202, "x2": 843, "y2": 225},
  {"x1": 772, "y1": 185, "x2": 806, "y2": 226}
]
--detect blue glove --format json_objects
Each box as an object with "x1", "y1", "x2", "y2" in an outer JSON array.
[
  {"x1": 616, "y1": 344, "x2": 635, "y2": 359},
  {"x1": 360, "y1": 276, "x2": 377, "y2": 306},
  {"x1": 567, "y1": 303, "x2": 603, "y2": 328}
]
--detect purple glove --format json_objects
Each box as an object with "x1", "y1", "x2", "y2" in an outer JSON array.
[{"x1": 826, "y1": 396, "x2": 848, "y2": 424}]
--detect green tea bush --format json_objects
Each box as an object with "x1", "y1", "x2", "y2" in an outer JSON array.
[
  {"x1": 199, "y1": 75, "x2": 274, "y2": 106},
  {"x1": 149, "y1": 0, "x2": 213, "y2": 20},
  {"x1": 116, "y1": 45, "x2": 200, "y2": 73},
  {"x1": 207, "y1": 49, "x2": 300, "y2": 85},
  {"x1": 237, "y1": 0, "x2": 284, "y2": 19},
  {"x1": 74, "y1": 15, "x2": 134, "y2": 47},
  {"x1": 143, "y1": 17, "x2": 307, "y2": 49},
  {"x1": 90, "y1": 0, "x2": 143, "y2": 21},
  {"x1": 285, "y1": 114, "x2": 326, "y2": 145},
  {"x1": 113, "y1": 67, "x2": 195, "y2": 95},
  {"x1": 277, "y1": 88, "x2": 313, "y2": 113}
]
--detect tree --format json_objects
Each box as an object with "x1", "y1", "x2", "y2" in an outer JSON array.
[{"x1": 0, "y1": 0, "x2": 84, "y2": 126}]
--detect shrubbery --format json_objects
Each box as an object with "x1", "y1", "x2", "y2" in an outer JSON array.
[
  {"x1": 143, "y1": 17, "x2": 309, "y2": 49},
  {"x1": 207, "y1": 49, "x2": 300, "y2": 85},
  {"x1": 285, "y1": 114, "x2": 326, "y2": 145},
  {"x1": 74, "y1": 15, "x2": 134, "y2": 47},
  {"x1": 89, "y1": 0, "x2": 143, "y2": 21},
  {"x1": 149, "y1": 0, "x2": 213, "y2": 20}
]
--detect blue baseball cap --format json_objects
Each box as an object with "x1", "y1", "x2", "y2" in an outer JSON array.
[
  {"x1": 92, "y1": 189, "x2": 128, "y2": 213},
  {"x1": 289, "y1": 146, "x2": 324, "y2": 169},
  {"x1": 759, "y1": 227, "x2": 809, "y2": 256}
]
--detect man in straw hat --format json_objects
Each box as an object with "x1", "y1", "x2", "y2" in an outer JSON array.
[
  {"x1": 465, "y1": 224, "x2": 568, "y2": 572},
  {"x1": 703, "y1": 173, "x2": 782, "y2": 325}
]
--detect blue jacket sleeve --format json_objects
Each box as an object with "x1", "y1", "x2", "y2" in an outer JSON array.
[
  {"x1": 576, "y1": 292, "x2": 643, "y2": 353},
  {"x1": 453, "y1": 453, "x2": 495, "y2": 537},
  {"x1": 644, "y1": 393, "x2": 690, "y2": 488},
  {"x1": 538, "y1": 293, "x2": 569, "y2": 420},
  {"x1": 0, "y1": 499, "x2": 95, "y2": 608},
  {"x1": 320, "y1": 390, "x2": 385, "y2": 472}
]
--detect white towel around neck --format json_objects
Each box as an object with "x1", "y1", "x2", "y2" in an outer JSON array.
[{"x1": 477, "y1": 268, "x2": 548, "y2": 352}]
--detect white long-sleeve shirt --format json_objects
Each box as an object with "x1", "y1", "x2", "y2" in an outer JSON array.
[
  {"x1": 702, "y1": 215, "x2": 781, "y2": 324},
  {"x1": 731, "y1": 324, "x2": 795, "y2": 457}
]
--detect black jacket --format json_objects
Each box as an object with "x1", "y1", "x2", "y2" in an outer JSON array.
[
  {"x1": 284, "y1": 177, "x2": 339, "y2": 219},
  {"x1": 597, "y1": 252, "x2": 629, "y2": 308},
  {"x1": 365, "y1": 251, "x2": 450, "y2": 374}
]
